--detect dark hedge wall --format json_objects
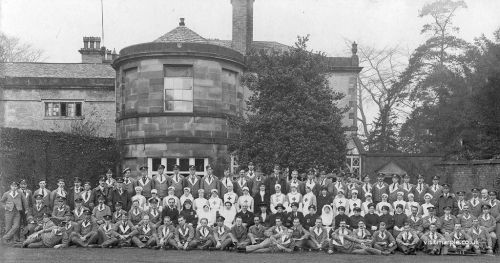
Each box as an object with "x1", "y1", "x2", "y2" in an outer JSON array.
[{"x1": 0, "y1": 127, "x2": 119, "y2": 193}]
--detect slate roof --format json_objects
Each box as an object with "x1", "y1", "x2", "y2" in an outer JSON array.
[
  {"x1": 207, "y1": 39, "x2": 291, "y2": 53},
  {"x1": 0, "y1": 62, "x2": 115, "y2": 78},
  {"x1": 154, "y1": 25, "x2": 207, "y2": 43}
]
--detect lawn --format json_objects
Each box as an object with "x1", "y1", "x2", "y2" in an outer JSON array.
[{"x1": 0, "y1": 247, "x2": 497, "y2": 263}]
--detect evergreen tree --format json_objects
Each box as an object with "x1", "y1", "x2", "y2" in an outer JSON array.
[{"x1": 230, "y1": 36, "x2": 347, "y2": 173}]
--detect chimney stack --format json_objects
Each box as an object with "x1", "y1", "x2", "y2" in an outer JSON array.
[
  {"x1": 231, "y1": 0, "x2": 254, "y2": 55},
  {"x1": 79, "y1": 36, "x2": 104, "y2": 63}
]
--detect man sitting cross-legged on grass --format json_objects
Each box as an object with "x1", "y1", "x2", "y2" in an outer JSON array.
[
  {"x1": 156, "y1": 215, "x2": 177, "y2": 249},
  {"x1": 213, "y1": 215, "x2": 233, "y2": 250},
  {"x1": 289, "y1": 217, "x2": 309, "y2": 251},
  {"x1": 229, "y1": 216, "x2": 250, "y2": 249},
  {"x1": 114, "y1": 213, "x2": 137, "y2": 248},
  {"x1": 371, "y1": 221, "x2": 396, "y2": 255},
  {"x1": 96, "y1": 214, "x2": 119, "y2": 248},
  {"x1": 189, "y1": 217, "x2": 215, "y2": 250},
  {"x1": 248, "y1": 216, "x2": 267, "y2": 245},
  {"x1": 174, "y1": 216, "x2": 195, "y2": 250},
  {"x1": 468, "y1": 217, "x2": 494, "y2": 255},
  {"x1": 421, "y1": 223, "x2": 445, "y2": 255},
  {"x1": 396, "y1": 221, "x2": 419, "y2": 255},
  {"x1": 442, "y1": 222, "x2": 474, "y2": 255},
  {"x1": 131, "y1": 215, "x2": 157, "y2": 248},
  {"x1": 306, "y1": 217, "x2": 328, "y2": 251}
]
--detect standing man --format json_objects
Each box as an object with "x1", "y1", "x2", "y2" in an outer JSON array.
[
  {"x1": 435, "y1": 184, "x2": 457, "y2": 216},
  {"x1": 33, "y1": 180, "x2": 51, "y2": 210},
  {"x1": 200, "y1": 165, "x2": 219, "y2": 199},
  {"x1": 414, "y1": 174, "x2": 429, "y2": 204},
  {"x1": 136, "y1": 166, "x2": 155, "y2": 198},
  {"x1": 265, "y1": 165, "x2": 287, "y2": 194},
  {"x1": 122, "y1": 168, "x2": 136, "y2": 196},
  {"x1": 110, "y1": 177, "x2": 130, "y2": 211},
  {"x1": 372, "y1": 173, "x2": 389, "y2": 204},
  {"x1": 80, "y1": 181, "x2": 95, "y2": 210},
  {"x1": 184, "y1": 165, "x2": 201, "y2": 198},
  {"x1": 235, "y1": 169, "x2": 252, "y2": 197},
  {"x1": 104, "y1": 169, "x2": 116, "y2": 188},
  {"x1": 250, "y1": 168, "x2": 266, "y2": 196},
  {"x1": 51, "y1": 179, "x2": 68, "y2": 208},
  {"x1": 67, "y1": 178, "x2": 83, "y2": 210},
  {"x1": 93, "y1": 177, "x2": 111, "y2": 206},
  {"x1": 428, "y1": 176, "x2": 443, "y2": 201},
  {"x1": 155, "y1": 165, "x2": 169, "y2": 198},
  {"x1": 1, "y1": 181, "x2": 28, "y2": 243},
  {"x1": 246, "y1": 162, "x2": 256, "y2": 180}
]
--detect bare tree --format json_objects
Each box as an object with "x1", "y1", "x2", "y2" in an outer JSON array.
[
  {"x1": 356, "y1": 45, "x2": 410, "y2": 151},
  {"x1": 0, "y1": 33, "x2": 43, "y2": 62}
]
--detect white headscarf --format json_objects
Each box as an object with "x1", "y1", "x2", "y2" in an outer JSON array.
[
  {"x1": 321, "y1": 205, "x2": 334, "y2": 227},
  {"x1": 197, "y1": 204, "x2": 216, "y2": 227},
  {"x1": 219, "y1": 202, "x2": 237, "y2": 228}
]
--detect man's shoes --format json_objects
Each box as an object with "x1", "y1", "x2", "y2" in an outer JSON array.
[
  {"x1": 327, "y1": 249, "x2": 333, "y2": 254},
  {"x1": 381, "y1": 251, "x2": 390, "y2": 256}
]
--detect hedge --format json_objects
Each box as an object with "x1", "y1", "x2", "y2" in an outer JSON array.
[{"x1": 0, "y1": 127, "x2": 119, "y2": 194}]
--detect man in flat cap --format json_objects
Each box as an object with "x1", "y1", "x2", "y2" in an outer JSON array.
[{"x1": 25, "y1": 193, "x2": 51, "y2": 237}]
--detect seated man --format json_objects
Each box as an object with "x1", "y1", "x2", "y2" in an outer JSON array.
[
  {"x1": 236, "y1": 204, "x2": 254, "y2": 228},
  {"x1": 174, "y1": 216, "x2": 195, "y2": 250},
  {"x1": 248, "y1": 216, "x2": 267, "y2": 245},
  {"x1": 51, "y1": 196, "x2": 71, "y2": 225},
  {"x1": 190, "y1": 217, "x2": 215, "y2": 250},
  {"x1": 54, "y1": 216, "x2": 77, "y2": 248},
  {"x1": 230, "y1": 216, "x2": 250, "y2": 249},
  {"x1": 396, "y1": 221, "x2": 419, "y2": 255},
  {"x1": 421, "y1": 223, "x2": 445, "y2": 255},
  {"x1": 92, "y1": 195, "x2": 112, "y2": 226},
  {"x1": 468, "y1": 218, "x2": 493, "y2": 255},
  {"x1": 131, "y1": 215, "x2": 157, "y2": 248},
  {"x1": 306, "y1": 217, "x2": 328, "y2": 251},
  {"x1": 70, "y1": 210, "x2": 99, "y2": 247},
  {"x1": 328, "y1": 219, "x2": 383, "y2": 255},
  {"x1": 112, "y1": 201, "x2": 127, "y2": 223},
  {"x1": 289, "y1": 217, "x2": 309, "y2": 250},
  {"x1": 146, "y1": 198, "x2": 162, "y2": 228},
  {"x1": 457, "y1": 205, "x2": 475, "y2": 232},
  {"x1": 244, "y1": 228, "x2": 295, "y2": 253},
  {"x1": 303, "y1": 205, "x2": 319, "y2": 230},
  {"x1": 440, "y1": 206, "x2": 457, "y2": 238},
  {"x1": 478, "y1": 204, "x2": 497, "y2": 249},
  {"x1": 371, "y1": 221, "x2": 396, "y2": 254},
  {"x1": 334, "y1": 206, "x2": 351, "y2": 229},
  {"x1": 156, "y1": 216, "x2": 176, "y2": 249},
  {"x1": 25, "y1": 193, "x2": 51, "y2": 237},
  {"x1": 285, "y1": 202, "x2": 304, "y2": 228},
  {"x1": 407, "y1": 205, "x2": 424, "y2": 237},
  {"x1": 364, "y1": 203, "x2": 380, "y2": 234},
  {"x1": 352, "y1": 220, "x2": 380, "y2": 253},
  {"x1": 422, "y1": 207, "x2": 442, "y2": 234},
  {"x1": 98, "y1": 214, "x2": 119, "y2": 248},
  {"x1": 269, "y1": 204, "x2": 287, "y2": 227},
  {"x1": 349, "y1": 207, "x2": 364, "y2": 230},
  {"x1": 213, "y1": 215, "x2": 232, "y2": 250},
  {"x1": 114, "y1": 213, "x2": 137, "y2": 248},
  {"x1": 442, "y1": 222, "x2": 473, "y2": 255},
  {"x1": 22, "y1": 212, "x2": 63, "y2": 248}
]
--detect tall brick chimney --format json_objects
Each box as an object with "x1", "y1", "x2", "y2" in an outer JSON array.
[
  {"x1": 231, "y1": 0, "x2": 254, "y2": 55},
  {"x1": 79, "y1": 36, "x2": 104, "y2": 63}
]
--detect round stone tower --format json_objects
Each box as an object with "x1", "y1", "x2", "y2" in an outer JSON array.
[{"x1": 112, "y1": 18, "x2": 246, "y2": 177}]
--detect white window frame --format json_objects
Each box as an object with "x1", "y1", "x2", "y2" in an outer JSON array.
[
  {"x1": 147, "y1": 157, "x2": 208, "y2": 178},
  {"x1": 346, "y1": 155, "x2": 361, "y2": 179},
  {"x1": 43, "y1": 100, "x2": 84, "y2": 119}
]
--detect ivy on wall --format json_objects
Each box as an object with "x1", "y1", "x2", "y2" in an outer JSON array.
[{"x1": 0, "y1": 127, "x2": 119, "y2": 193}]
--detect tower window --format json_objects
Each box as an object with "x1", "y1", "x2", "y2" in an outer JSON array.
[{"x1": 164, "y1": 65, "x2": 194, "y2": 112}]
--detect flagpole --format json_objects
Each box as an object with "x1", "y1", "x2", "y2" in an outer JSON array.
[{"x1": 101, "y1": 0, "x2": 104, "y2": 45}]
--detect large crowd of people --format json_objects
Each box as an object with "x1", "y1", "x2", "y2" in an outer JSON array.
[{"x1": 1, "y1": 162, "x2": 499, "y2": 256}]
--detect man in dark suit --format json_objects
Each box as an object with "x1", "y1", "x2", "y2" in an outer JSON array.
[
  {"x1": 110, "y1": 177, "x2": 130, "y2": 211},
  {"x1": 162, "y1": 197, "x2": 180, "y2": 225},
  {"x1": 285, "y1": 202, "x2": 304, "y2": 227},
  {"x1": 93, "y1": 177, "x2": 111, "y2": 207},
  {"x1": 265, "y1": 165, "x2": 287, "y2": 194}
]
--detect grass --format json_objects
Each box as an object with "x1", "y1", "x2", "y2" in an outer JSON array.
[{"x1": 0, "y1": 246, "x2": 498, "y2": 263}]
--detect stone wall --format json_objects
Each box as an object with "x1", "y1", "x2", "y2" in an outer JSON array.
[
  {"x1": 116, "y1": 58, "x2": 243, "y2": 144},
  {"x1": 436, "y1": 159, "x2": 500, "y2": 194},
  {"x1": 0, "y1": 78, "x2": 115, "y2": 137}
]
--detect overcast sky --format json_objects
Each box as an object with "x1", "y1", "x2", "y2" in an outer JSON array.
[{"x1": 2, "y1": 0, "x2": 499, "y2": 63}]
